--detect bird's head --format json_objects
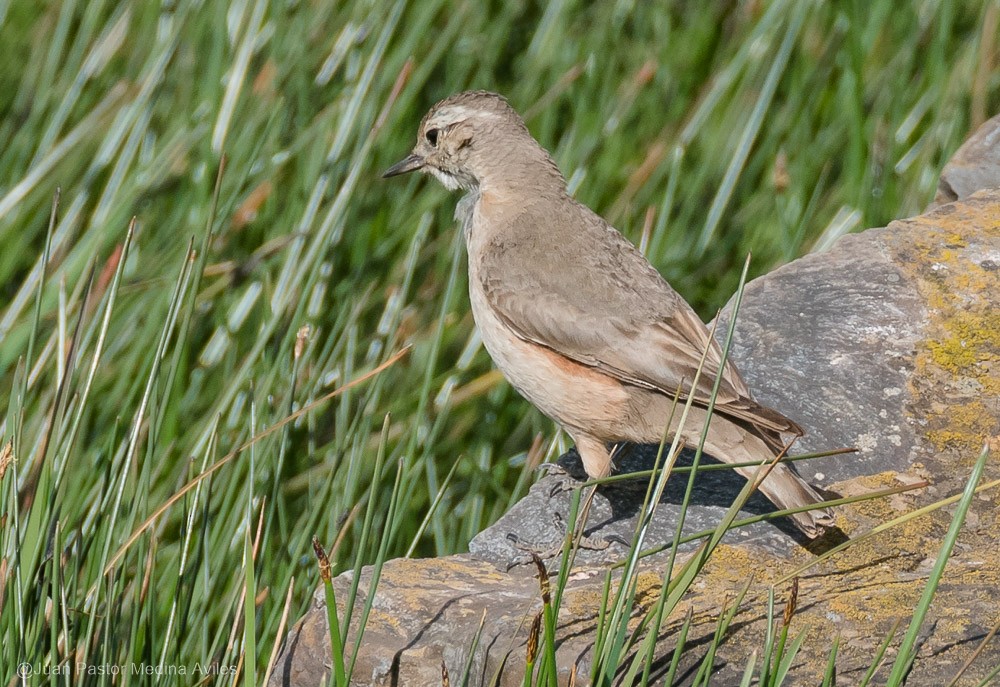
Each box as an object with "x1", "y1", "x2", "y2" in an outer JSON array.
[{"x1": 383, "y1": 91, "x2": 562, "y2": 193}]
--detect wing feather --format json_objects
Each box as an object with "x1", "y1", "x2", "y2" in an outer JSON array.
[{"x1": 479, "y1": 200, "x2": 802, "y2": 436}]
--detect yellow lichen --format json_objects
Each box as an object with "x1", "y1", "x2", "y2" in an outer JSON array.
[
  {"x1": 926, "y1": 400, "x2": 998, "y2": 453},
  {"x1": 633, "y1": 571, "x2": 663, "y2": 609},
  {"x1": 561, "y1": 584, "x2": 604, "y2": 619},
  {"x1": 925, "y1": 311, "x2": 1000, "y2": 376},
  {"x1": 895, "y1": 208, "x2": 1000, "y2": 454}
]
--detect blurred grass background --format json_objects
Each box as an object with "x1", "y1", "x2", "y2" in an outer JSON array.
[{"x1": 0, "y1": 0, "x2": 997, "y2": 681}]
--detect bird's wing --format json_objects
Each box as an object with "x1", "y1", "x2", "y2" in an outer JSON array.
[{"x1": 478, "y1": 200, "x2": 801, "y2": 435}]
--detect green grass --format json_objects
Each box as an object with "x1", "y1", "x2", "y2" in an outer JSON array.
[{"x1": 0, "y1": 0, "x2": 997, "y2": 684}]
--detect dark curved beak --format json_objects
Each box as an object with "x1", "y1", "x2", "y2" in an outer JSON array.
[{"x1": 382, "y1": 153, "x2": 424, "y2": 178}]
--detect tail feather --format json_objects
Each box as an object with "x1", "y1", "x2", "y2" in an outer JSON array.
[
  {"x1": 755, "y1": 463, "x2": 835, "y2": 538},
  {"x1": 702, "y1": 421, "x2": 834, "y2": 538}
]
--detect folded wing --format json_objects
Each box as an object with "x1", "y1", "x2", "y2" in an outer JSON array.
[{"x1": 479, "y1": 200, "x2": 802, "y2": 436}]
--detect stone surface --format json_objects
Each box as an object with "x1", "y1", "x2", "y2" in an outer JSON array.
[
  {"x1": 270, "y1": 149, "x2": 1000, "y2": 686},
  {"x1": 715, "y1": 193, "x2": 1000, "y2": 485},
  {"x1": 468, "y1": 445, "x2": 817, "y2": 571},
  {"x1": 935, "y1": 113, "x2": 1000, "y2": 205},
  {"x1": 713, "y1": 227, "x2": 926, "y2": 484}
]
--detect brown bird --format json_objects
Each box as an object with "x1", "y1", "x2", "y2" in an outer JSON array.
[{"x1": 384, "y1": 91, "x2": 834, "y2": 537}]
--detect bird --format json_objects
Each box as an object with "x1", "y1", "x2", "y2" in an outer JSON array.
[{"x1": 383, "y1": 90, "x2": 834, "y2": 537}]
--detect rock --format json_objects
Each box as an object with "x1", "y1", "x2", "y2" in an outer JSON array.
[
  {"x1": 468, "y1": 444, "x2": 816, "y2": 571},
  {"x1": 268, "y1": 555, "x2": 606, "y2": 687},
  {"x1": 270, "y1": 150, "x2": 1000, "y2": 686},
  {"x1": 714, "y1": 192, "x2": 999, "y2": 484},
  {"x1": 934, "y1": 113, "x2": 1000, "y2": 205}
]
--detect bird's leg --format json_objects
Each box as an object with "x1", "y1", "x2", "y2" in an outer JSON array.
[
  {"x1": 566, "y1": 438, "x2": 630, "y2": 548},
  {"x1": 575, "y1": 433, "x2": 613, "y2": 480},
  {"x1": 534, "y1": 435, "x2": 618, "y2": 496},
  {"x1": 570, "y1": 484, "x2": 616, "y2": 550},
  {"x1": 507, "y1": 436, "x2": 628, "y2": 567}
]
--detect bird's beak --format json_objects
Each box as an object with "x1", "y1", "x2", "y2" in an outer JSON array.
[{"x1": 382, "y1": 153, "x2": 424, "y2": 178}]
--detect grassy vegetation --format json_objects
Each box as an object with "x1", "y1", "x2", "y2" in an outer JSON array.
[{"x1": 0, "y1": 0, "x2": 997, "y2": 684}]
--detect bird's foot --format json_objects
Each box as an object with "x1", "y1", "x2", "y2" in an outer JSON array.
[
  {"x1": 534, "y1": 462, "x2": 569, "y2": 478},
  {"x1": 534, "y1": 462, "x2": 589, "y2": 497},
  {"x1": 503, "y1": 528, "x2": 628, "y2": 570},
  {"x1": 503, "y1": 483, "x2": 626, "y2": 569}
]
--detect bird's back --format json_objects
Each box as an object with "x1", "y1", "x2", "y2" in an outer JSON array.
[{"x1": 470, "y1": 192, "x2": 802, "y2": 437}]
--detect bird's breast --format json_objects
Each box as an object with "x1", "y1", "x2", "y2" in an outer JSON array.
[{"x1": 466, "y1": 253, "x2": 631, "y2": 435}]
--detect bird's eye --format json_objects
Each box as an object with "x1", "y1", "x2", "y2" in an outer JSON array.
[{"x1": 425, "y1": 128, "x2": 439, "y2": 147}]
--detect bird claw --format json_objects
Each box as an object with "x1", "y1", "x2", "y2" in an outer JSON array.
[
  {"x1": 534, "y1": 462, "x2": 570, "y2": 478},
  {"x1": 505, "y1": 533, "x2": 558, "y2": 570},
  {"x1": 547, "y1": 480, "x2": 576, "y2": 498},
  {"x1": 534, "y1": 463, "x2": 583, "y2": 498},
  {"x1": 504, "y1": 530, "x2": 626, "y2": 570}
]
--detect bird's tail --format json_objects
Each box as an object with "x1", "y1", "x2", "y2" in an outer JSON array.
[
  {"x1": 702, "y1": 424, "x2": 835, "y2": 538},
  {"x1": 754, "y1": 462, "x2": 835, "y2": 538}
]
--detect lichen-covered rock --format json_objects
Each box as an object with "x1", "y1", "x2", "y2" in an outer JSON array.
[
  {"x1": 270, "y1": 158, "x2": 1000, "y2": 687},
  {"x1": 715, "y1": 191, "x2": 1000, "y2": 483},
  {"x1": 268, "y1": 555, "x2": 602, "y2": 687}
]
